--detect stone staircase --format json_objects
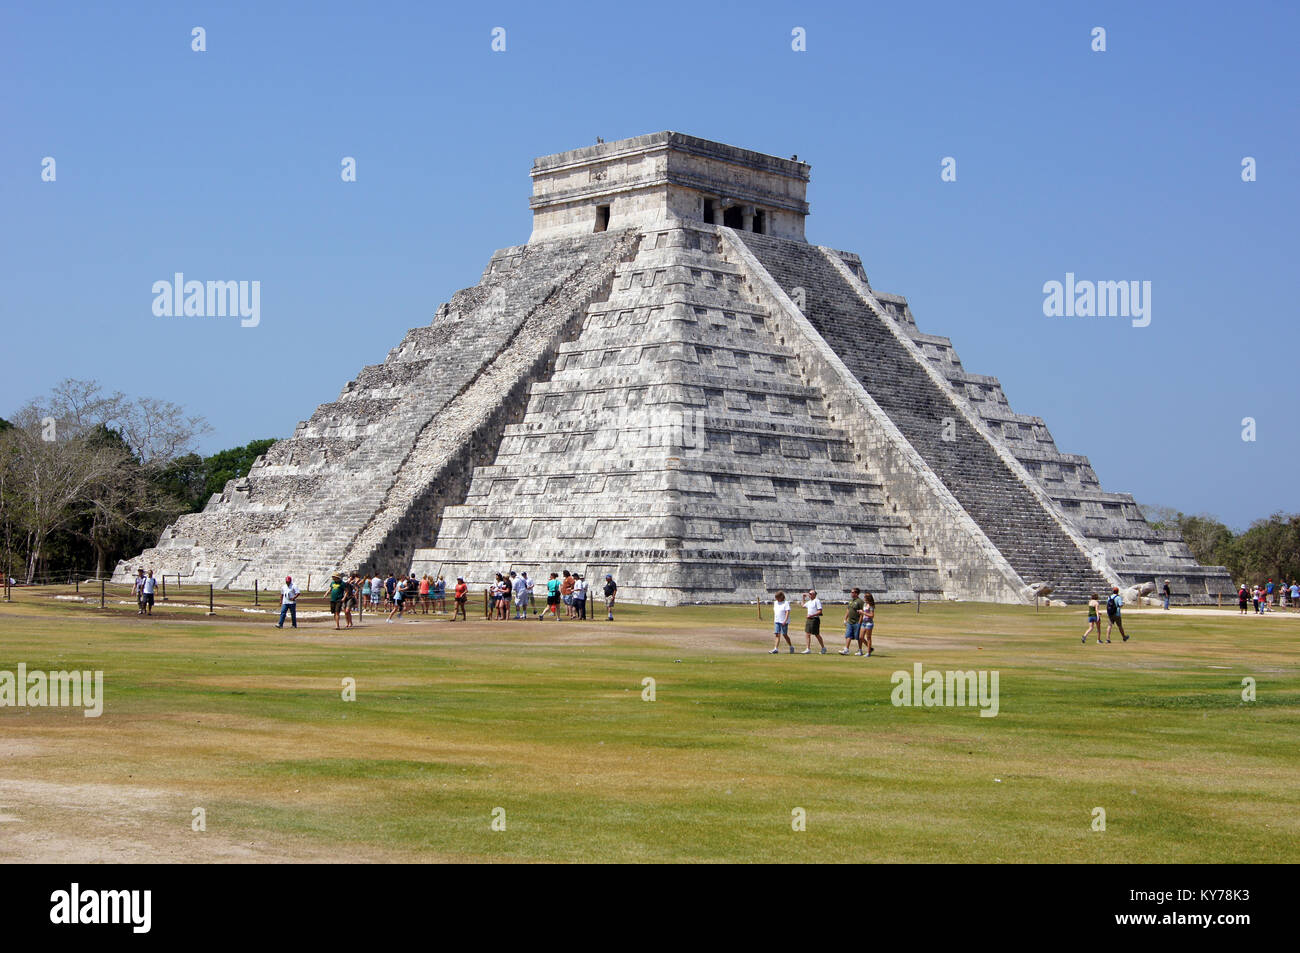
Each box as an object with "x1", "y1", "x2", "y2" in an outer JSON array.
[{"x1": 736, "y1": 232, "x2": 1113, "y2": 603}]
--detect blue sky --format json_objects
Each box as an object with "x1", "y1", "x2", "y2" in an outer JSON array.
[{"x1": 3, "y1": 0, "x2": 1296, "y2": 529}]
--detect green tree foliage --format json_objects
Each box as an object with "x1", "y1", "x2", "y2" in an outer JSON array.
[{"x1": 1142, "y1": 504, "x2": 1300, "y2": 585}]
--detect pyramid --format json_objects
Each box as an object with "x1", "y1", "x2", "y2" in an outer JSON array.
[{"x1": 115, "y1": 132, "x2": 1233, "y2": 605}]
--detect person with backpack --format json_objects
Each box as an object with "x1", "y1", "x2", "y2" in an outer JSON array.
[
  {"x1": 386, "y1": 575, "x2": 407, "y2": 623},
  {"x1": 1104, "y1": 587, "x2": 1128, "y2": 642},
  {"x1": 343, "y1": 572, "x2": 359, "y2": 628},
  {"x1": 1162, "y1": 579, "x2": 1171, "y2": 611},
  {"x1": 1238, "y1": 584, "x2": 1249, "y2": 614}
]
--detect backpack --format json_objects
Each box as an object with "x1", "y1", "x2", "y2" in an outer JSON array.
[{"x1": 1106, "y1": 594, "x2": 1120, "y2": 614}]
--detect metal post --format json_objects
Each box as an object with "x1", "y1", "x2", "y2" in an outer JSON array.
[
  {"x1": 161, "y1": 575, "x2": 167, "y2": 601},
  {"x1": 254, "y1": 579, "x2": 259, "y2": 606},
  {"x1": 207, "y1": 584, "x2": 215, "y2": 616},
  {"x1": 916, "y1": 590, "x2": 921, "y2": 614},
  {"x1": 100, "y1": 578, "x2": 105, "y2": 610},
  {"x1": 75, "y1": 576, "x2": 79, "y2": 594}
]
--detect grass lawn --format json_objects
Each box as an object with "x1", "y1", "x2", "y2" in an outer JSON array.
[{"x1": 0, "y1": 586, "x2": 1297, "y2": 862}]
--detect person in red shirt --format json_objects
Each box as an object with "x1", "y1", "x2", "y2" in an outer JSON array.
[{"x1": 452, "y1": 577, "x2": 468, "y2": 621}]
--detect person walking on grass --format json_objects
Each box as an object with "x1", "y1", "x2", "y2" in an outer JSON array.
[
  {"x1": 1083, "y1": 592, "x2": 1103, "y2": 643},
  {"x1": 860, "y1": 592, "x2": 876, "y2": 656},
  {"x1": 132, "y1": 568, "x2": 146, "y2": 615},
  {"x1": 769, "y1": 590, "x2": 794, "y2": 654},
  {"x1": 801, "y1": 589, "x2": 826, "y2": 654},
  {"x1": 141, "y1": 570, "x2": 158, "y2": 616},
  {"x1": 452, "y1": 577, "x2": 468, "y2": 621},
  {"x1": 386, "y1": 575, "x2": 407, "y2": 623},
  {"x1": 840, "y1": 588, "x2": 864, "y2": 655},
  {"x1": 1104, "y1": 586, "x2": 1128, "y2": 642},
  {"x1": 603, "y1": 574, "x2": 618, "y2": 621},
  {"x1": 328, "y1": 573, "x2": 346, "y2": 629},
  {"x1": 276, "y1": 575, "x2": 300, "y2": 629},
  {"x1": 540, "y1": 572, "x2": 562, "y2": 621}
]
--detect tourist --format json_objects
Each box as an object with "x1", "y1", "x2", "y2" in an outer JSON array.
[
  {"x1": 573, "y1": 574, "x2": 588, "y2": 620},
  {"x1": 769, "y1": 590, "x2": 794, "y2": 654},
  {"x1": 561, "y1": 570, "x2": 576, "y2": 618},
  {"x1": 861, "y1": 592, "x2": 875, "y2": 656},
  {"x1": 132, "y1": 568, "x2": 146, "y2": 615},
  {"x1": 1162, "y1": 579, "x2": 1171, "y2": 611},
  {"x1": 343, "y1": 572, "x2": 358, "y2": 628},
  {"x1": 385, "y1": 573, "x2": 397, "y2": 608},
  {"x1": 541, "y1": 572, "x2": 562, "y2": 620},
  {"x1": 513, "y1": 571, "x2": 530, "y2": 620},
  {"x1": 371, "y1": 573, "x2": 383, "y2": 610},
  {"x1": 840, "y1": 588, "x2": 864, "y2": 655},
  {"x1": 276, "y1": 575, "x2": 299, "y2": 629},
  {"x1": 1266, "y1": 579, "x2": 1275, "y2": 607},
  {"x1": 603, "y1": 574, "x2": 618, "y2": 621},
  {"x1": 327, "y1": 572, "x2": 346, "y2": 629},
  {"x1": 519, "y1": 572, "x2": 533, "y2": 614},
  {"x1": 141, "y1": 570, "x2": 158, "y2": 616},
  {"x1": 1104, "y1": 586, "x2": 1128, "y2": 642},
  {"x1": 1238, "y1": 584, "x2": 1249, "y2": 614},
  {"x1": 1083, "y1": 592, "x2": 1103, "y2": 643},
  {"x1": 1291, "y1": 581, "x2": 1299, "y2": 608},
  {"x1": 801, "y1": 588, "x2": 826, "y2": 654},
  {"x1": 434, "y1": 575, "x2": 446, "y2": 612},
  {"x1": 386, "y1": 575, "x2": 406, "y2": 623},
  {"x1": 361, "y1": 574, "x2": 372, "y2": 609},
  {"x1": 452, "y1": 577, "x2": 468, "y2": 620},
  {"x1": 494, "y1": 573, "x2": 510, "y2": 620}
]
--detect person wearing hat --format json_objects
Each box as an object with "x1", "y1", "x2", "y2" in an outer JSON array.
[
  {"x1": 328, "y1": 573, "x2": 346, "y2": 629},
  {"x1": 602, "y1": 574, "x2": 618, "y2": 621},
  {"x1": 1161, "y1": 579, "x2": 1171, "y2": 611},
  {"x1": 1104, "y1": 586, "x2": 1128, "y2": 642},
  {"x1": 277, "y1": 575, "x2": 300, "y2": 629},
  {"x1": 452, "y1": 577, "x2": 468, "y2": 621}
]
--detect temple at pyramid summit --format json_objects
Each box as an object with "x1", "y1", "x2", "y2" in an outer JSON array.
[{"x1": 114, "y1": 132, "x2": 1234, "y2": 605}]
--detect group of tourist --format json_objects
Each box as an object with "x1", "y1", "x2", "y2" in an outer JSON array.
[
  {"x1": 1083, "y1": 587, "x2": 1130, "y2": 643},
  {"x1": 129, "y1": 568, "x2": 160, "y2": 616},
  {"x1": 271, "y1": 568, "x2": 620, "y2": 629},
  {"x1": 1238, "y1": 579, "x2": 1300, "y2": 614},
  {"x1": 769, "y1": 588, "x2": 876, "y2": 656},
  {"x1": 482, "y1": 569, "x2": 619, "y2": 622}
]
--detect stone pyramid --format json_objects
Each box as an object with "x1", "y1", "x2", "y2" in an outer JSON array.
[{"x1": 116, "y1": 132, "x2": 1233, "y2": 605}]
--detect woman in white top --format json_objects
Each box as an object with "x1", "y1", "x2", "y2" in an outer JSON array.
[{"x1": 769, "y1": 590, "x2": 794, "y2": 654}]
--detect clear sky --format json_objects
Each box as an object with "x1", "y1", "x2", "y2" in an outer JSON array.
[{"x1": 3, "y1": 0, "x2": 1296, "y2": 529}]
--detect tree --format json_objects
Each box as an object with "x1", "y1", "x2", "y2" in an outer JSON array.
[{"x1": 0, "y1": 415, "x2": 125, "y2": 583}]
